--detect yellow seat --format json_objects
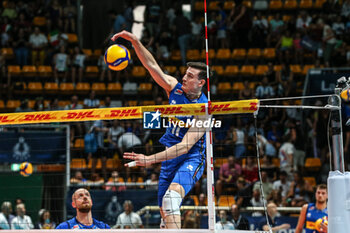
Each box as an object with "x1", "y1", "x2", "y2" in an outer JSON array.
[
  {"x1": 143, "y1": 100, "x2": 155, "y2": 105},
  {"x1": 127, "y1": 100, "x2": 138, "y2": 106},
  {"x1": 131, "y1": 66, "x2": 147, "y2": 77},
  {"x1": 302, "y1": 65, "x2": 315, "y2": 75},
  {"x1": 91, "y1": 83, "x2": 106, "y2": 91},
  {"x1": 284, "y1": 0, "x2": 297, "y2": 9},
  {"x1": 107, "y1": 83, "x2": 122, "y2": 91},
  {"x1": 38, "y1": 65, "x2": 53, "y2": 77},
  {"x1": 1, "y1": 48, "x2": 14, "y2": 59},
  {"x1": 179, "y1": 66, "x2": 187, "y2": 75},
  {"x1": 224, "y1": 1, "x2": 235, "y2": 10},
  {"x1": 44, "y1": 82, "x2": 58, "y2": 91},
  {"x1": 243, "y1": 0, "x2": 252, "y2": 8},
  {"x1": 67, "y1": 33, "x2": 78, "y2": 43},
  {"x1": 22, "y1": 65, "x2": 37, "y2": 77},
  {"x1": 170, "y1": 50, "x2": 181, "y2": 61},
  {"x1": 290, "y1": 65, "x2": 302, "y2": 75},
  {"x1": 74, "y1": 139, "x2": 85, "y2": 148},
  {"x1": 314, "y1": 0, "x2": 326, "y2": 8},
  {"x1": 208, "y1": 1, "x2": 219, "y2": 10},
  {"x1": 0, "y1": 100, "x2": 4, "y2": 109},
  {"x1": 269, "y1": 0, "x2": 283, "y2": 9},
  {"x1": 273, "y1": 65, "x2": 282, "y2": 72},
  {"x1": 58, "y1": 100, "x2": 69, "y2": 107},
  {"x1": 106, "y1": 158, "x2": 120, "y2": 170},
  {"x1": 217, "y1": 82, "x2": 232, "y2": 93},
  {"x1": 247, "y1": 48, "x2": 261, "y2": 59},
  {"x1": 224, "y1": 65, "x2": 239, "y2": 76},
  {"x1": 218, "y1": 195, "x2": 236, "y2": 206},
  {"x1": 214, "y1": 158, "x2": 228, "y2": 168},
  {"x1": 272, "y1": 158, "x2": 280, "y2": 167},
  {"x1": 33, "y1": 16, "x2": 46, "y2": 26},
  {"x1": 8, "y1": 65, "x2": 21, "y2": 75},
  {"x1": 186, "y1": 49, "x2": 200, "y2": 60},
  {"x1": 240, "y1": 65, "x2": 255, "y2": 76},
  {"x1": 190, "y1": 195, "x2": 199, "y2": 206},
  {"x1": 139, "y1": 83, "x2": 152, "y2": 92},
  {"x1": 263, "y1": 48, "x2": 276, "y2": 59},
  {"x1": 255, "y1": 65, "x2": 269, "y2": 76},
  {"x1": 87, "y1": 158, "x2": 102, "y2": 169},
  {"x1": 82, "y1": 49, "x2": 92, "y2": 57},
  {"x1": 231, "y1": 49, "x2": 246, "y2": 60},
  {"x1": 304, "y1": 177, "x2": 317, "y2": 187},
  {"x1": 299, "y1": 0, "x2": 313, "y2": 8},
  {"x1": 216, "y1": 49, "x2": 231, "y2": 60},
  {"x1": 6, "y1": 100, "x2": 21, "y2": 109},
  {"x1": 76, "y1": 83, "x2": 90, "y2": 91},
  {"x1": 200, "y1": 49, "x2": 216, "y2": 60},
  {"x1": 232, "y1": 82, "x2": 245, "y2": 91},
  {"x1": 28, "y1": 82, "x2": 43, "y2": 91},
  {"x1": 283, "y1": 15, "x2": 292, "y2": 22},
  {"x1": 71, "y1": 158, "x2": 87, "y2": 169},
  {"x1": 212, "y1": 66, "x2": 224, "y2": 76},
  {"x1": 85, "y1": 66, "x2": 99, "y2": 77},
  {"x1": 304, "y1": 158, "x2": 321, "y2": 171},
  {"x1": 194, "y1": 1, "x2": 204, "y2": 11},
  {"x1": 93, "y1": 49, "x2": 102, "y2": 57},
  {"x1": 60, "y1": 83, "x2": 74, "y2": 92},
  {"x1": 164, "y1": 66, "x2": 177, "y2": 74}
]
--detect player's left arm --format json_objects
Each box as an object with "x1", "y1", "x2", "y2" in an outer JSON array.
[{"x1": 124, "y1": 115, "x2": 207, "y2": 166}]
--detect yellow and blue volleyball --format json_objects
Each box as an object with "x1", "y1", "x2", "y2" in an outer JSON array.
[
  {"x1": 104, "y1": 44, "x2": 130, "y2": 71},
  {"x1": 315, "y1": 216, "x2": 328, "y2": 231},
  {"x1": 19, "y1": 162, "x2": 33, "y2": 177},
  {"x1": 340, "y1": 89, "x2": 350, "y2": 102}
]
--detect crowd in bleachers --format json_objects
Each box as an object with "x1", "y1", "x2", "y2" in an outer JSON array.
[{"x1": 0, "y1": 0, "x2": 348, "y2": 224}]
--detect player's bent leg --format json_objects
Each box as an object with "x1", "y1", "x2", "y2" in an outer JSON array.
[{"x1": 162, "y1": 183, "x2": 185, "y2": 229}]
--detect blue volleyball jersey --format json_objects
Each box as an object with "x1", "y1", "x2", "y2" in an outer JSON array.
[
  {"x1": 305, "y1": 203, "x2": 328, "y2": 233},
  {"x1": 159, "y1": 82, "x2": 208, "y2": 156},
  {"x1": 56, "y1": 217, "x2": 110, "y2": 229}
]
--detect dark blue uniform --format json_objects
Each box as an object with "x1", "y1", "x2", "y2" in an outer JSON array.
[{"x1": 56, "y1": 217, "x2": 110, "y2": 229}]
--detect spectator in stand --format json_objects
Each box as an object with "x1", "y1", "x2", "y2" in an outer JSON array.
[
  {"x1": 242, "y1": 156, "x2": 258, "y2": 183},
  {"x1": 252, "y1": 12, "x2": 269, "y2": 48},
  {"x1": 108, "y1": 119, "x2": 125, "y2": 156},
  {"x1": 0, "y1": 201, "x2": 14, "y2": 229},
  {"x1": 267, "y1": 121, "x2": 282, "y2": 146},
  {"x1": 98, "y1": 46, "x2": 113, "y2": 82},
  {"x1": 342, "y1": 0, "x2": 350, "y2": 17},
  {"x1": 145, "y1": 172, "x2": 158, "y2": 190},
  {"x1": 1, "y1": 17, "x2": 12, "y2": 47},
  {"x1": 278, "y1": 133, "x2": 295, "y2": 177},
  {"x1": 217, "y1": 3, "x2": 228, "y2": 49},
  {"x1": 105, "y1": 171, "x2": 126, "y2": 192},
  {"x1": 2, "y1": 1, "x2": 17, "y2": 20},
  {"x1": 321, "y1": 19, "x2": 337, "y2": 67},
  {"x1": 259, "y1": 202, "x2": 291, "y2": 231},
  {"x1": 216, "y1": 156, "x2": 242, "y2": 196},
  {"x1": 255, "y1": 76, "x2": 275, "y2": 99},
  {"x1": 144, "y1": 0, "x2": 161, "y2": 38},
  {"x1": 191, "y1": 16, "x2": 203, "y2": 49},
  {"x1": 65, "y1": 95, "x2": 83, "y2": 145},
  {"x1": 276, "y1": 30, "x2": 293, "y2": 64},
  {"x1": 46, "y1": 98, "x2": 63, "y2": 111},
  {"x1": 84, "y1": 91, "x2": 100, "y2": 108},
  {"x1": 253, "y1": 171, "x2": 273, "y2": 199},
  {"x1": 63, "y1": 0, "x2": 77, "y2": 32},
  {"x1": 53, "y1": 45, "x2": 69, "y2": 83},
  {"x1": 293, "y1": 32, "x2": 303, "y2": 65},
  {"x1": 235, "y1": 177, "x2": 251, "y2": 207},
  {"x1": 29, "y1": 27, "x2": 48, "y2": 65},
  {"x1": 70, "y1": 171, "x2": 87, "y2": 184},
  {"x1": 239, "y1": 80, "x2": 254, "y2": 100},
  {"x1": 155, "y1": 31, "x2": 171, "y2": 61},
  {"x1": 71, "y1": 46, "x2": 86, "y2": 84},
  {"x1": 296, "y1": 11, "x2": 312, "y2": 31},
  {"x1": 47, "y1": 0, "x2": 63, "y2": 32},
  {"x1": 117, "y1": 129, "x2": 142, "y2": 155},
  {"x1": 287, "y1": 172, "x2": 313, "y2": 207},
  {"x1": 174, "y1": 9, "x2": 192, "y2": 65},
  {"x1": 124, "y1": 2, "x2": 136, "y2": 33},
  {"x1": 231, "y1": 123, "x2": 247, "y2": 158},
  {"x1": 230, "y1": 204, "x2": 249, "y2": 230},
  {"x1": 250, "y1": 188, "x2": 265, "y2": 216},
  {"x1": 13, "y1": 28, "x2": 29, "y2": 66},
  {"x1": 36, "y1": 209, "x2": 56, "y2": 229},
  {"x1": 33, "y1": 97, "x2": 44, "y2": 111},
  {"x1": 110, "y1": 10, "x2": 126, "y2": 35},
  {"x1": 11, "y1": 203, "x2": 34, "y2": 230},
  {"x1": 15, "y1": 12, "x2": 31, "y2": 34},
  {"x1": 122, "y1": 77, "x2": 138, "y2": 95},
  {"x1": 88, "y1": 172, "x2": 105, "y2": 187},
  {"x1": 15, "y1": 100, "x2": 32, "y2": 112},
  {"x1": 215, "y1": 210, "x2": 234, "y2": 230},
  {"x1": 101, "y1": 96, "x2": 113, "y2": 108},
  {"x1": 267, "y1": 13, "x2": 284, "y2": 47},
  {"x1": 114, "y1": 200, "x2": 143, "y2": 229},
  {"x1": 332, "y1": 16, "x2": 345, "y2": 35},
  {"x1": 272, "y1": 171, "x2": 291, "y2": 201}
]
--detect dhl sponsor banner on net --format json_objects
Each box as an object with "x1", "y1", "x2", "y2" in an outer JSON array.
[{"x1": 0, "y1": 99, "x2": 259, "y2": 125}]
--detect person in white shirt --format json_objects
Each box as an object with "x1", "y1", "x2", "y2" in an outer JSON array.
[
  {"x1": 11, "y1": 203, "x2": 34, "y2": 230},
  {"x1": 118, "y1": 131, "x2": 142, "y2": 154},
  {"x1": 272, "y1": 171, "x2": 291, "y2": 199},
  {"x1": 29, "y1": 27, "x2": 48, "y2": 65},
  {"x1": 0, "y1": 202, "x2": 14, "y2": 229},
  {"x1": 71, "y1": 46, "x2": 86, "y2": 84},
  {"x1": 84, "y1": 91, "x2": 100, "y2": 108},
  {"x1": 114, "y1": 200, "x2": 143, "y2": 229},
  {"x1": 215, "y1": 210, "x2": 234, "y2": 230},
  {"x1": 255, "y1": 76, "x2": 275, "y2": 99},
  {"x1": 278, "y1": 134, "x2": 296, "y2": 177},
  {"x1": 296, "y1": 11, "x2": 312, "y2": 30},
  {"x1": 54, "y1": 45, "x2": 69, "y2": 83}
]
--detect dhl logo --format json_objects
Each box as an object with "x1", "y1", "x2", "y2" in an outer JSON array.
[
  {"x1": 0, "y1": 116, "x2": 15, "y2": 123},
  {"x1": 20, "y1": 114, "x2": 56, "y2": 121},
  {"x1": 62, "y1": 111, "x2": 99, "y2": 120},
  {"x1": 153, "y1": 106, "x2": 190, "y2": 115},
  {"x1": 105, "y1": 109, "x2": 140, "y2": 118}
]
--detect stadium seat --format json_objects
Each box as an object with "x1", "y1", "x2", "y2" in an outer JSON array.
[
  {"x1": 33, "y1": 16, "x2": 46, "y2": 26},
  {"x1": 85, "y1": 66, "x2": 99, "y2": 78},
  {"x1": 82, "y1": 49, "x2": 92, "y2": 57},
  {"x1": 22, "y1": 65, "x2": 37, "y2": 77},
  {"x1": 0, "y1": 100, "x2": 4, "y2": 109},
  {"x1": 247, "y1": 48, "x2": 261, "y2": 59},
  {"x1": 87, "y1": 158, "x2": 102, "y2": 169},
  {"x1": 76, "y1": 83, "x2": 90, "y2": 92},
  {"x1": 170, "y1": 50, "x2": 181, "y2": 61},
  {"x1": 255, "y1": 65, "x2": 268, "y2": 76},
  {"x1": 190, "y1": 195, "x2": 199, "y2": 206},
  {"x1": 74, "y1": 139, "x2": 84, "y2": 148},
  {"x1": 179, "y1": 66, "x2": 187, "y2": 75},
  {"x1": 273, "y1": 65, "x2": 282, "y2": 72},
  {"x1": 28, "y1": 82, "x2": 43, "y2": 91},
  {"x1": 38, "y1": 66, "x2": 53, "y2": 77},
  {"x1": 284, "y1": 0, "x2": 297, "y2": 9},
  {"x1": 282, "y1": 15, "x2": 292, "y2": 22},
  {"x1": 186, "y1": 49, "x2": 200, "y2": 60},
  {"x1": 249, "y1": 82, "x2": 257, "y2": 89},
  {"x1": 107, "y1": 83, "x2": 122, "y2": 92},
  {"x1": 7, "y1": 65, "x2": 21, "y2": 76},
  {"x1": 67, "y1": 33, "x2": 78, "y2": 43},
  {"x1": 195, "y1": 1, "x2": 204, "y2": 11},
  {"x1": 58, "y1": 100, "x2": 69, "y2": 107},
  {"x1": 27, "y1": 100, "x2": 35, "y2": 109},
  {"x1": 272, "y1": 158, "x2": 280, "y2": 167},
  {"x1": 217, "y1": 82, "x2": 232, "y2": 94},
  {"x1": 269, "y1": 0, "x2": 283, "y2": 9},
  {"x1": 314, "y1": 0, "x2": 325, "y2": 8},
  {"x1": 138, "y1": 83, "x2": 152, "y2": 93},
  {"x1": 131, "y1": 66, "x2": 147, "y2": 77},
  {"x1": 231, "y1": 49, "x2": 246, "y2": 60},
  {"x1": 44, "y1": 82, "x2": 58, "y2": 92},
  {"x1": 243, "y1": 0, "x2": 252, "y2": 8},
  {"x1": 214, "y1": 158, "x2": 228, "y2": 168},
  {"x1": 200, "y1": 49, "x2": 216, "y2": 60},
  {"x1": 208, "y1": 1, "x2": 219, "y2": 10},
  {"x1": 106, "y1": 159, "x2": 120, "y2": 170},
  {"x1": 290, "y1": 65, "x2": 302, "y2": 75},
  {"x1": 143, "y1": 100, "x2": 156, "y2": 105},
  {"x1": 304, "y1": 158, "x2": 321, "y2": 172},
  {"x1": 59, "y1": 83, "x2": 74, "y2": 93},
  {"x1": 232, "y1": 82, "x2": 245, "y2": 91},
  {"x1": 218, "y1": 195, "x2": 236, "y2": 206},
  {"x1": 240, "y1": 65, "x2": 255, "y2": 76},
  {"x1": 91, "y1": 83, "x2": 106, "y2": 92},
  {"x1": 224, "y1": 65, "x2": 239, "y2": 76},
  {"x1": 263, "y1": 48, "x2": 276, "y2": 59},
  {"x1": 216, "y1": 49, "x2": 231, "y2": 60},
  {"x1": 1, "y1": 48, "x2": 14, "y2": 60},
  {"x1": 224, "y1": 1, "x2": 235, "y2": 10},
  {"x1": 71, "y1": 158, "x2": 87, "y2": 169},
  {"x1": 302, "y1": 65, "x2": 315, "y2": 75},
  {"x1": 212, "y1": 66, "x2": 224, "y2": 76},
  {"x1": 304, "y1": 177, "x2": 316, "y2": 187},
  {"x1": 164, "y1": 66, "x2": 177, "y2": 74},
  {"x1": 299, "y1": 0, "x2": 313, "y2": 8},
  {"x1": 6, "y1": 100, "x2": 21, "y2": 109},
  {"x1": 127, "y1": 101, "x2": 138, "y2": 106}
]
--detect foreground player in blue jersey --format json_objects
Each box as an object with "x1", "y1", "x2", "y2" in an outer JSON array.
[
  {"x1": 56, "y1": 188, "x2": 110, "y2": 229},
  {"x1": 295, "y1": 184, "x2": 328, "y2": 233},
  {"x1": 112, "y1": 31, "x2": 209, "y2": 229}
]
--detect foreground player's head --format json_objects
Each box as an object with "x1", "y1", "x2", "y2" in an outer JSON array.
[
  {"x1": 315, "y1": 184, "x2": 327, "y2": 203},
  {"x1": 72, "y1": 188, "x2": 93, "y2": 213},
  {"x1": 182, "y1": 62, "x2": 208, "y2": 95}
]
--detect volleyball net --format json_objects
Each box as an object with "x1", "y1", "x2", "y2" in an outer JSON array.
[{"x1": 0, "y1": 95, "x2": 340, "y2": 232}]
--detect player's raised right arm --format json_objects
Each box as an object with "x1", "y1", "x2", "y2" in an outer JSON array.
[
  {"x1": 112, "y1": 31, "x2": 177, "y2": 94},
  {"x1": 295, "y1": 204, "x2": 308, "y2": 233}
]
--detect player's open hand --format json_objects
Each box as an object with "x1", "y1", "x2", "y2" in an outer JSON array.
[
  {"x1": 319, "y1": 222, "x2": 328, "y2": 233},
  {"x1": 123, "y1": 152, "x2": 154, "y2": 167},
  {"x1": 111, "y1": 30, "x2": 137, "y2": 42}
]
